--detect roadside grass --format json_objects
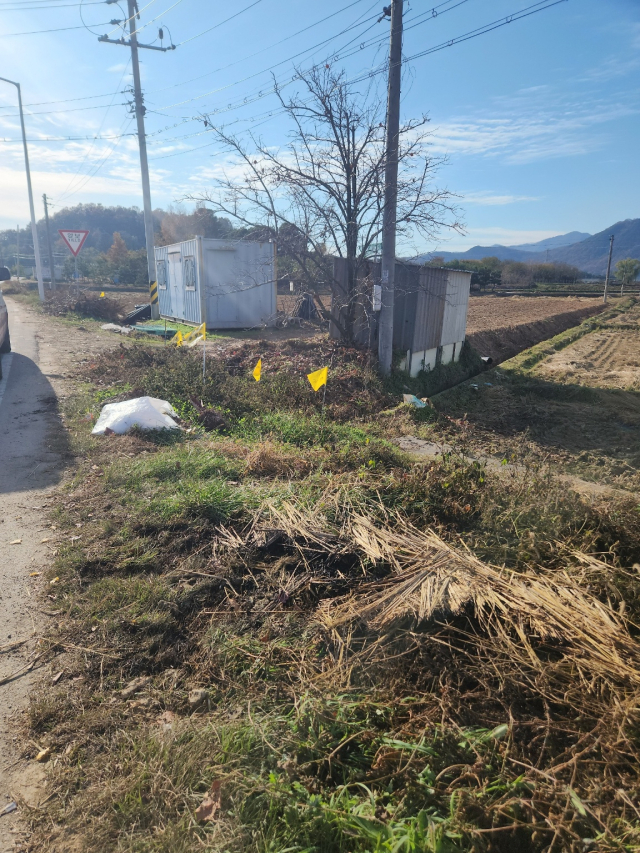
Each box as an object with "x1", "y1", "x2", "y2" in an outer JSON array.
[{"x1": 25, "y1": 317, "x2": 640, "y2": 853}]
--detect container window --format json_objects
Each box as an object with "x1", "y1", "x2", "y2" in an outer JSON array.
[
  {"x1": 156, "y1": 260, "x2": 167, "y2": 290},
  {"x1": 184, "y1": 256, "x2": 196, "y2": 291}
]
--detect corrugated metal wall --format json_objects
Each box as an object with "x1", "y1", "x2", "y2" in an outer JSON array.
[
  {"x1": 154, "y1": 246, "x2": 171, "y2": 317},
  {"x1": 330, "y1": 259, "x2": 471, "y2": 369},
  {"x1": 395, "y1": 266, "x2": 449, "y2": 353},
  {"x1": 441, "y1": 269, "x2": 471, "y2": 345},
  {"x1": 179, "y1": 237, "x2": 202, "y2": 325},
  {"x1": 202, "y1": 239, "x2": 276, "y2": 329}
]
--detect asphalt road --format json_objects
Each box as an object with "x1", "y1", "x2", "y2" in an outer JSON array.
[{"x1": 0, "y1": 298, "x2": 68, "y2": 850}]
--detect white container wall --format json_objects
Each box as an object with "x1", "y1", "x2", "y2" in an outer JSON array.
[{"x1": 155, "y1": 237, "x2": 276, "y2": 329}]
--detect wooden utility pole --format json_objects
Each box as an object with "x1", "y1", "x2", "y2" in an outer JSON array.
[
  {"x1": 378, "y1": 0, "x2": 404, "y2": 375},
  {"x1": 603, "y1": 234, "x2": 614, "y2": 303},
  {"x1": 99, "y1": 2, "x2": 175, "y2": 319},
  {"x1": 43, "y1": 194, "x2": 56, "y2": 290}
]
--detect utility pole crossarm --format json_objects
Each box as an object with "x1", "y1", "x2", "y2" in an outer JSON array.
[{"x1": 97, "y1": 35, "x2": 175, "y2": 51}]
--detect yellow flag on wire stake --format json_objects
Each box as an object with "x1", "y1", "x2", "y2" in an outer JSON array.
[
  {"x1": 307, "y1": 366, "x2": 328, "y2": 392},
  {"x1": 99, "y1": 291, "x2": 105, "y2": 298},
  {"x1": 253, "y1": 359, "x2": 262, "y2": 382},
  {"x1": 183, "y1": 322, "x2": 206, "y2": 345},
  {"x1": 171, "y1": 330, "x2": 183, "y2": 347}
]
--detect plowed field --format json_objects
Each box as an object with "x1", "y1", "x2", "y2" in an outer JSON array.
[
  {"x1": 466, "y1": 295, "x2": 605, "y2": 333},
  {"x1": 538, "y1": 301, "x2": 640, "y2": 391}
]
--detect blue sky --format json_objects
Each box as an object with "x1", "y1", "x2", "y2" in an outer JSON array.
[{"x1": 1, "y1": 0, "x2": 638, "y2": 251}]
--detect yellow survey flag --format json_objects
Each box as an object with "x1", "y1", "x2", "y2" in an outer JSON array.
[
  {"x1": 99, "y1": 291, "x2": 105, "y2": 297},
  {"x1": 307, "y1": 366, "x2": 328, "y2": 392},
  {"x1": 172, "y1": 330, "x2": 183, "y2": 347},
  {"x1": 184, "y1": 322, "x2": 206, "y2": 344},
  {"x1": 252, "y1": 358, "x2": 262, "y2": 382}
]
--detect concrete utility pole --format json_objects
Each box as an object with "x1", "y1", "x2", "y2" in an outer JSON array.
[
  {"x1": 0, "y1": 76, "x2": 45, "y2": 301},
  {"x1": 99, "y1": 2, "x2": 175, "y2": 319},
  {"x1": 43, "y1": 194, "x2": 56, "y2": 290},
  {"x1": 603, "y1": 234, "x2": 614, "y2": 303},
  {"x1": 16, "y1": 224, "x2": 19, "y2": 280},
  {"x1": 126, "y1": 0, "x2": 159, "y2": 319},
  {"x1": 378, "y1": 0, "x2": 404, "y2": 375}
]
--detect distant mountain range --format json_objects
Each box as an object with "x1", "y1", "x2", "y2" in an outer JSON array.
[
  {"x1": 508, "y1": 231, "x2": 591, "y2": 252},
  {"x1": 417, "y1": 219, "x2": 640, "y2": 275}
]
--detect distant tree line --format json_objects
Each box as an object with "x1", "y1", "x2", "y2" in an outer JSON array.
[
  {"x1": 428, "y1": 255, "x2": 583, "y2": 289},
  {"x1": 0, "y1": 203, "x2": 247, "y2": 285}
]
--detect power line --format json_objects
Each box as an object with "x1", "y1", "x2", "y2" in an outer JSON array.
[
  {"x1": 176, "y1": 0, "x2": 555, "y2": 127},
  {"x1": 144, "y1": 0, "x2": 462, "y2": 135},
  {"x1": 0, "y1": 1, "x2": 103, "y2": 8},
  {"x1": 148, "y1": 0, "x2": 565, "y2": 156},
  {"x1": 175, "y1": 0, "x2": 263, "y2": 47},
  {"x1": 0, "y1": 101, "x2": 128, "y2": 117},
  {"x1": 152, "y1": 0, "x2": 382, "y2": 112},
  {"x1": 0, "y1": 91, "x2": 124, "y2": 109},
  {"x1": 102, "y1": 0, "x2": 159, "y2": 38},
  {"x1": 130, "y1": 0, "x2": 184, "y2": 37},
  {"x1": 0, "y1": 133, "x2": 136, "y2": 140},
  {"x1": 4, "y1": 20, "x2": 112, "y2": 35},
  {"x1": 148, "y1": 0, "x2": 464, "y2": 118},
  {"x1": 149, "y1": 0, "x2": 369, "y2": 95},
  {"x1": 54, "y1": 116, "x2": 135, "y2": 205},
  {"x1": 54, "y1": 58, "x2": 133, "y2": 203}
]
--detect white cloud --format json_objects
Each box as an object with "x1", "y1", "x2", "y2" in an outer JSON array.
[
  {"x1": 463, "y1": 191, "x2": 540, "y2": 206},
  {"x1": 430, "y1": 72, "x2": 639, "y2": 165}
]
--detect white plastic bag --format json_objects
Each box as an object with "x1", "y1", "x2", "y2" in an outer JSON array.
[{"x1": 92, "y1": 396, "x2": 180, "y2": 435}]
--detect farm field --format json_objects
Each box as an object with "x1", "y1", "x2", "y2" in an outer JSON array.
[
  {"x1": 465, "y1": 294, "x2": 606, "y2": 333},
  {"x1": 434, "y1": 296, "x2": 640, "y2": 492}
]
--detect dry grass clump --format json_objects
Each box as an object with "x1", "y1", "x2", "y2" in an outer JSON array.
[
  {"x1": 244, "y1": 440, "x2": 314, "y2": 478},
  {"x1": 43, "y1": 289, "x2": 124, "y2": 322},
  {"x1": 254, "y1": 503, "x2": 640, "y2": 699}
]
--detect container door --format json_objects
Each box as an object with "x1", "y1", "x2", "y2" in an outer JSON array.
[{"x1": 168, "y1": 252, "x2": 184, "y2": 319}]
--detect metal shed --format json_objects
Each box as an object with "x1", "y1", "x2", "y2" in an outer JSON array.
[
  {"x1": 394, "y1": 266, "x2": 472, "y2": 376},
  {"x1": 155, "y1": 237, "x2": 276, "y2": 329},
  {"x1": 331, "y1": 259, "x2": 472, "y2": 376}
]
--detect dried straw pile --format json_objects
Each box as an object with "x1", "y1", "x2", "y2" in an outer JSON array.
[{"x1": 248, "y1": 503, "x2": 640, "y2": 703}]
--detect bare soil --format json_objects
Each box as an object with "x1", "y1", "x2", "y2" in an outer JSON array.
[
  {"x1": 433, "y1": 298, "x2": 640, "y2": 492},
  {"x1": 538, "y1": 301, "x2": 640, "y2": 391},
  {"x1": 465, "y1": 294, "x2": 608, "y2": 333}
]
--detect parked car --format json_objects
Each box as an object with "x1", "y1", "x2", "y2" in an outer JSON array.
[{"x1": 0, "y1": 266, "x2": 11, "y2": 381}]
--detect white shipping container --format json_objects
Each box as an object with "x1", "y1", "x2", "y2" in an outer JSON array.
[{"x1": 155, "y1": 237, "x2": 276, "y2": 329}]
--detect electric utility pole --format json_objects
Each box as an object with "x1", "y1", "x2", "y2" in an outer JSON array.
[
  {"x1": 16, "y1": 224, "x2": 19, "y2": 280},
  {"x1": 43, "y1": 194, "x2": 56, "y2": 290},
  {"x1": 99, "y1": 2, "x2": 175, "y2": 319},
  {"x1": 0, "y1": 76, "x2": 45, "y2": 301},
  {"x1": 603, "y1": 234, "x2": 614, "y2": 303},
  {"x1": 378, "y1": 0, "x2": 404, "y2": 375}
]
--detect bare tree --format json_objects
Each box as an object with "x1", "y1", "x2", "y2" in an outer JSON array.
[{"x1": 187, "y1": 66, "x2": 461, "y2": 342}]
